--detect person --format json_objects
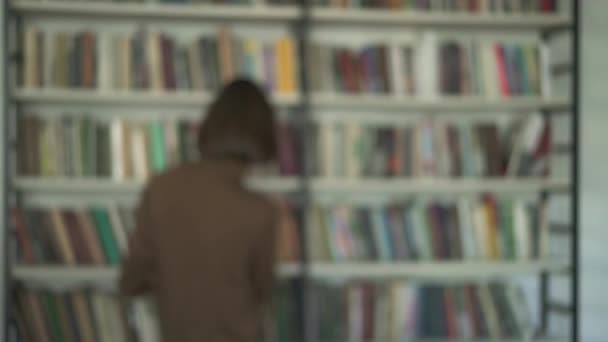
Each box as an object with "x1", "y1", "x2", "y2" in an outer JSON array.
[{"x1": 120, "y1": 79, "x2": 279, "y2": 342}]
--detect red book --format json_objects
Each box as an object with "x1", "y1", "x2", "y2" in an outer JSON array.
[
  {"x1": 426, "y1": 205, "x2": 444, "y2": 259},
  {"x1": 533, "y1": 119, "x2": 552, "y2": 176},
  {"x1": 63, "y1": 211, "x2": 94, "y2": 264},
  {"x1": 541, "y1": 0, "x2": 553, "y2": 12},
  {"x1": 465, "y1": 285, "x2": 482, "y2": 338},
  {"x1": 11, "y1": 208, "x2": 35, "y2": 263},
  {"x1": 494, "y1": 44, "x2": 510, "y2": 97},
  {"x1": 362, "y1": 284, "x2": 375, "y2": 340},
  {"x1": 443, "y1": 288, "x2": 459, "y2": 337},
  {"x1": 160, "y1": 34, "x2": 176, "y2": 90}
]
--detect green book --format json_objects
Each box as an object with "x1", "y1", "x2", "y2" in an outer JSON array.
[
  {"x1": 149, "y1": 123, "x2": 167, "y2": 172},
  {"x1": 499, "y1": 200, "x2": 516, "y2": 260},
  {"x1": 371, "y1": 207, "x2": 391, "y2": 261},
  {"x1": 516, "y1": 46, "x2": 531, "y2": 95},
  {"x1": 82, "y1": 117, "x2": 97, "y2": 177},
  {"x1": 41, "y1": 292, "x2": 65, "y2": 342},
  {"x1": 90, "y1": 208, "x2": 121, "y2": 264},
  {"x1": 96, "y1": 122, "x2": 111, "y2": 177}
]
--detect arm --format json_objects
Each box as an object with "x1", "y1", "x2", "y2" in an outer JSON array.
[
  {"x1": 120, "y1": 188, "x2": 157, "y2": 296},
  {"x1": 250, "y1": 202, "x2": 279, "y2": 309}
]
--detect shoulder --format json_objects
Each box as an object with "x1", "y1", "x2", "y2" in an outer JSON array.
[{"x1": 140, "y1": 163, "x2": 199, "y2": 205}]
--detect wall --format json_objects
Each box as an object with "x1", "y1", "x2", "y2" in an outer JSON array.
[{"x1": 580, "y1": 1, "x2": 608, "y2": 341}]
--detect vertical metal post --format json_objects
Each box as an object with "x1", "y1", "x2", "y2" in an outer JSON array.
[
  {"x1": 293, "y1": 1, "x2": 312, "y2": 342},
  {"x1": 571, "y1": 0, "x2": 580, "y2": 340},
  {"x1": 1, "y1": 0, "x2": 9, "y2": 340}
]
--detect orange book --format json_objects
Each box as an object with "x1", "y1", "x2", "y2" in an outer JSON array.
[
  {"x1": 71, "y1": 291, "x2": 97, "y2": 342},
  {"x1": 218, "y1": 28, "x2": 234, "y2": 83},
  {"x1": 48, "y1": 210, "x2": 77, "y2": 265},
  {"x1": 483, "y1": 194, "x2": 500, "y2": 259},
  {"x1": 11, "y1": 208, "x2": 35, "y2": 263},
  {"x1": 82, "y1": 32, "x2": 96, "y2": 88},
  {"x1": 276, "y1": 201, "x2": 300, "y2": 262},
  {"x1": 75, "y1": 211, "x2": 106, "y2": 264},
  {"x1": 19, "y1": 290, "x2": 50, "y2": 342}
]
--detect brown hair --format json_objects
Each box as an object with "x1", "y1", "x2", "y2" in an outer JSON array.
[{"x1": 198, "y1": 79, "x2": 277, "y2": 163}]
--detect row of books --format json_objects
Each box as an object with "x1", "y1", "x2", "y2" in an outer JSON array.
[
  {"x1": 15, "y1": 288, "x2": 137, "y2": 342},
  {"x1": 308, "y1": 195, "x2": 546, "y2": 262},
  {"x1": 19, "y1": 0, "x2": 559, "y2": 12},
  {"x1": 316, "y1": 114, "x2": 551, "y2": 178},
  {"x1": 17, "y1": 115, "x2": 304, "y2": 178},
  {"x1": 308, "y1": 44, "x2": 410, "y2": 95},
  {"x1": 440, "y1": 41, "x2": 544, "y2": 97},
  {"x1": 12, "y1": 203, "x2": 300, "y2": 265},
  {"x1": 314, "y1": 0, "x2": 557, "y2": 13},
  {"x1": 314, "y1": 281, "x2": 533, "y2": 340},
  {"x1": 19, "y1": 113, "x2": 550, "y2": 180},
  {"x1": 18, "y1": 115, "x2": 197, "y2": 179},
  {"x1": 15, "y1": 284, "x2": 302, "y2": 342},
  {"x1": 22, "y1": 28, "x2": 298, "y2": 94}
]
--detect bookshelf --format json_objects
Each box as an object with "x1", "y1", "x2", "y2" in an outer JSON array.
[{"x1": 5, "y1": 0, "x2": 578, "y2": 341}]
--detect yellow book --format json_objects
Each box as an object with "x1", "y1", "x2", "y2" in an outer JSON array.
[
  {"x1": 484, "y1": 197, "x2": 500, "y2": 260},
  {"x1": 282, "y1": 37, "x2": 297, "y2": 93},
  {"x1": 49, "y1": 210, "x2": 76, "y2": 265},
  {"x1": 275, "y1": 39, "x2": 287, "y2": 93}
]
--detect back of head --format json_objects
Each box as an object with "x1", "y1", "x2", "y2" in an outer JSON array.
[{"x1": 198, "y1": 79, "x2": 277, "y2": 164}]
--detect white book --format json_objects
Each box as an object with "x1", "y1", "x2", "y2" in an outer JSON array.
[
  {"x1": 345, "y1": 122, "x2": 362, "y2": 178},
  {"x1": 481, "y1": 42, "x2": 500, "y2": 98},
  {"x1": 102, "y1": 295, "x2": 128, "y2": 342},
  {"x1": 513, "y1": 201, "x2": 531, "y2": 259},
  {"x1": 91, "y1": 293, "x2": 114, "y2": 342},
  {"x1": 478, "y1": 285, "x2": 502, "y2": 339},
  {"x1": 108, "y1": 204, "x2": 129, "y2": 255},
  {"x1": 110, "y1": 119, "x2": 126, "y2": 181},
  {"x1": 131, "y1": 125, "x2": 149, "y2": 180},
  {"x1": 164, "y1": 121, "x2": 179, "y2": 166},
  {"x1": 319, "y1": 122, "x2": 334, "y2": 178},
  {"x1": 458, "y1": 198, "x2": 478, "y2": 259},
  {"x1": 473, "y1": 203, "x2": 490, "y2": 259}
]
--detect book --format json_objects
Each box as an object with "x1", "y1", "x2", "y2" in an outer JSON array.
[
  {"x1": 22, "y1": 28, "x2": 299, "y2": 94},
  {"x1": 20, "y1": 114, "x2": 303, "y2": 179},
  {"x1": 308, "y1": 197, "x2": 543, "y2": 262},
  {"x1": 314, "y1": 281, "x2": 534, "y2": 339},
  {"x1": 438, "y1": 39, "x2": 542, "y2": 97}
]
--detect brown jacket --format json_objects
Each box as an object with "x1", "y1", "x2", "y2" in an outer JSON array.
[{"x1": 120, "y1": 159, "x2": 278, "y2": 342}]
